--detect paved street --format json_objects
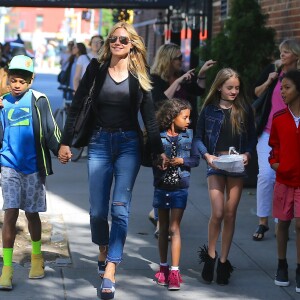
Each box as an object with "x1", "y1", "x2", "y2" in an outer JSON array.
[{"x1": 0, "y1": 69, "x2": 299, "y2": 299}]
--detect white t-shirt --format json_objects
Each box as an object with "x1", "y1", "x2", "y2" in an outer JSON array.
[{"x1": 76, "y1": 54, "x2": 91, "y2": 79}]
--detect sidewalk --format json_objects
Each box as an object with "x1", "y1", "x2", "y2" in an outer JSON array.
[{"x1": 0, "y1": 157, "x2": 298, "y2": 299}]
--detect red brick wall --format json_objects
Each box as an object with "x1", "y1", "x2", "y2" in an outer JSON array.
[
  {"x1": 211, "y1": 0, "x2": 300, "y2": 42},
  {"x1": 259, "y1": 0, "x2": 300, "y2": 42},
  {"x1": 212, "y1": 1, "x2": 224, "y2": 36}
]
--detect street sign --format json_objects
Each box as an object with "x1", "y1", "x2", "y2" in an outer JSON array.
[{"x1": 0, "y1": 0, "x2": 180, "y2": 8}]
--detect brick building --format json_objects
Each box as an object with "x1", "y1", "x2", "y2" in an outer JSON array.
[
  {"x1": 259, "y1": 0, "x2": 300, "y2": 41},
  {"x1": 212, "y1": 0, "x2": 300, "y2": 42},
  {"x1": 4, "y1": 7, "x2": 101, "y2": 49},
  {"x1": 135, "y1": 0, "x2": 300, "y2": 68}
]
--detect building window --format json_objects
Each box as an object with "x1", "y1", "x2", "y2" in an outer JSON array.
[
  {"x1": 36, "y1": 15, "x2": 43, "y2": 29},
  {"x1": 221, "y1": 0, "x2": 228, "y2": 20}
]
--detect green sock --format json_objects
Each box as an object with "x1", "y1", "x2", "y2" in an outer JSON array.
[
  {"x1": 3, "y1": 248, "x2": 13, "y2": 266},
  {"x1": 31, "y1": 240, "x2": 42, "y2": 255}
]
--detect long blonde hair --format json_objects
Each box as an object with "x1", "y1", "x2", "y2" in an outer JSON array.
[
  {"x1": 98, "y1": 21, "x2": 152, "y2": 91},
  {"x1": 202, "y1": 68, "x2": 249, "y2": 134},
  {"x1": 150, "y1": 43, "x2": 180, "y2": 82}
]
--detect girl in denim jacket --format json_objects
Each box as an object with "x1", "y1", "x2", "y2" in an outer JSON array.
[
  {"x1": 195, "y1": 68, "x2": 257, "y2": 285},
  {"x1": 153, "y1": 98, "x2": 200, "y2": 290}
]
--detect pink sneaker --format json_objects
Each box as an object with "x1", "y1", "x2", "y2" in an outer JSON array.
[
  {"x1": 155, "y1": 265, "x2": 169, "y2": 286},
  {"x1": 168, "y1": 269, "x2": 183, "y2": 290}
]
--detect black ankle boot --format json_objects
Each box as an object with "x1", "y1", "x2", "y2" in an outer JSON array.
[
  {"x1": 216, "y1": 259, "x2": 234, "y2": 285},
  {"x1": 198, "y1": 245, "x2": 218, "y2": 283}
]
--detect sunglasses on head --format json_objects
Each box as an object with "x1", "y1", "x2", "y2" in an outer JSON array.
[
  {"x1": 173, "y1": 54, "x2": 183, "y2": 61},
  {"x1": 108, "y1": 36, "x2": 131, "y2": 45}
]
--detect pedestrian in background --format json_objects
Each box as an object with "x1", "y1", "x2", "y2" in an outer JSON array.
[
  {"x1": 150, "y1": 43, "x2": 216, "y2": 128},
  {"x1": 0, "y1": 55, "x2": 61, "y2": 290},
  {"x1": 88, "y1": 34, "x2": 104, "y2": 59},
  {"x1": 45, "y1": 41, "x2": 56, "y2": 69},
  {"x1": 153, "y1": 98, "x2": 199, "y2": 290},
  {"x1": 59, "y1": 41, "x2": 74, "y2": 71},
  {"x1": 73, "y1": 42, "x2": 89, "y2": 92},
  {"x1": 268, "y1": 70, "x2": 300, "y2": 291},
  {"x1": 195, "y1": 68, "x2": 257, "y2": 285},
  {"x1": 58, "y1": 21, "x2": 167, "y2": 300},
  {"x1": 0, "y1": 43, "x2": 10, "y2": 96},
  {"x1": 253, "y1": 39, "x2": 300, "y2": 241}
]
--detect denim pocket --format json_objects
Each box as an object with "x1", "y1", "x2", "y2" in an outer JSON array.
[
  {"x1": 121, "y1": 131, "x2": 138, "y2": 141},
  {"x1": 89, "y1": 130, "x2": 100, "y2": 144}
]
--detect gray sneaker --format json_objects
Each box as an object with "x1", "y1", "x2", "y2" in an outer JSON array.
[{"x1": 274, "y1": 267, "x2": 289, "y2": 287}]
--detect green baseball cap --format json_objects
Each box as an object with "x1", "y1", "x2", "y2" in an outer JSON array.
[{"x1": 9, "y1": 55, "x2": 34, "y2": 73}]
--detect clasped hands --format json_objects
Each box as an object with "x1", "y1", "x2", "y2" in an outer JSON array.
[
  {"x1": 156, "y1": 154, "x2": 183, "y2": 170},
  {"x1": 58, "y1": 145, "x2": 72, "y2": 164}
]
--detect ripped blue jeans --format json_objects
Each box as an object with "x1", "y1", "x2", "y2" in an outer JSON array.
[{"x1": 88, "y1": 129, "x2": 140, "y2": 263}]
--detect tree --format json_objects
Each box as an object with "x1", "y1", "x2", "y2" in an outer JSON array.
[
  {"x1": 100, "y1": 9, "x2": 114, "y2": 37},
  {"x1": 200, "y1": 0, "x2": 276, "y2": 97},
  {"x1": 112, "y1": 9, "x2": 134, "y2": 24}
]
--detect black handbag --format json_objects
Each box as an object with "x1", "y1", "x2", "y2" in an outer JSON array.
[
  {"x1": 57, "y1": 60, "x2": 73, "y2": 85},
  {"x1": 252, "y1": 87, "x2": 272, "y2": 136},
  {"x1": 140, "y1": 130, "x2": 153, "y2": 167},
  {"x1": 71, "y1": 81, "x2": 95, "y2": 148}
]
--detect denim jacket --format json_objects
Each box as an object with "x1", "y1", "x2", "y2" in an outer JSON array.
[
  {"x1": 153, "y1": 129, "x2": 200, "y2": 188},
  {"x1": 194, "y1": 104, "x2": 257, "y2": 158}
]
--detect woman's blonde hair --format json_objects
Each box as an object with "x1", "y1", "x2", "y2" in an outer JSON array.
[
  {"x1": 279, "y1": 38, "x2": 300, "y2": 69},
  {"x1": 150, "y1": 43, "x2": 181, "y2": 82},
  {"x1": 201, "y1": 68, "x2": 249, "y2": 135},
  {"x1": 98, "y1": 21, "x2": 152, "y2": 91}
]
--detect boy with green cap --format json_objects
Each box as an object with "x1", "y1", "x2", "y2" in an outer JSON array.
[{"x1": 0, "y1": 55, "x2": 61, "y2": 290}]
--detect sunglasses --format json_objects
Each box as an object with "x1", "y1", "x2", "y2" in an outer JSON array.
[
  {"x1": 108, "y1": 36, "x2": 131, "y2": 45},
  {"x1": 173, "y1": 54, "x2": 183, "y2": 61}
]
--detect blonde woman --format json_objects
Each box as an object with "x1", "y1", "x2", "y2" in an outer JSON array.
[
  {"x1": 150, "y1": 43, "x2": 216, "y2": 126},
  {"x1": 58, "y1": 22, "x2": 167, "y2": 299}
]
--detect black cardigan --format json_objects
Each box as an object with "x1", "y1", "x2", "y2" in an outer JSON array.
[
  {"x1": 61, "y1": 58, "x2": 164, "y2": 155},
  {"x1": 150, "y1": 73, "x2": 205, "y2": 111}
]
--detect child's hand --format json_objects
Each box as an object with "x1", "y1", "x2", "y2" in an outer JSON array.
[
  {"x1": 157, "y1": 153, "x2": 169, "y2": 170},
  {"x1": 169, "y1": 157, "x2": 183, "y2": 166},
  {"x1": 58, "y1": 144, "x2": 72, "y2": 164},
  {"x1": 271, "y1": 163, "x2": 279, "y2": 171},
  {"x1": 242, "y1": 152, "x2": 251, "y2": 166},
  {"x1": 205, "y1": 153, "x2": 219, "y2": 169}
]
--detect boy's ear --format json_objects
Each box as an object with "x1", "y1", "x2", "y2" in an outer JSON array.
[{"x1": 29, "y1": 74, "x2": 35, "y2": 83}]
